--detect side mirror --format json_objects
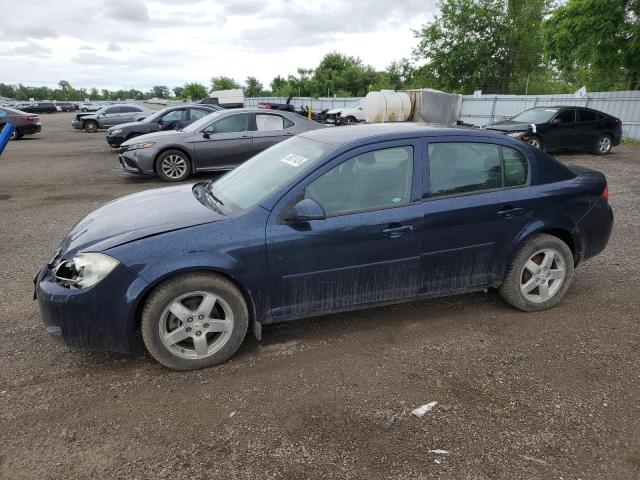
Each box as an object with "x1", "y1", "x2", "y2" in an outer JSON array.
[
  {"x1": 202, "y1": 131, "x2": 211, "y2": 139},
  {"x1": 281, "y1": 198, "x2": 326, "y2": 223}
]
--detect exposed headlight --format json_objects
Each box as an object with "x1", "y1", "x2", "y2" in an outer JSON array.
[
  {"x1": 126, "y1": 142, "x2": 155, "y2": 151},
  {"x1": 506, "y1": 131, "x2": 525, "y2": 138},
  {"x1": 53, "y1": 252, "x2": 119, "y2": 289},
  {"x1": 110, "y1": 128, "x2": 123, "y2": 135}
]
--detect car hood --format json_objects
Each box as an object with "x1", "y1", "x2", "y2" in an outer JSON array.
[
  {"x1": 327, "y1": 107, "x2": 345, "y2": 115},
  {"x1": 485, "y1": 120, "x2": 534, "y2": 133},
  {"x1": 59, "y1": 184, "x2": 224, "y2": 255},
  {"x1": 75, "y1": 113, "x2": 97, "y2": 121}
]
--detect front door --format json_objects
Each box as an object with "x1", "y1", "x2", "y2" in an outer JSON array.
[
  {"x1": 420, "y1": 140, "x2": 533, "y2": 293},
  {"x1": 266, "y1": 142, "x2": 424, "y2": 319},
  {"x1": 193, "y1": 113, "x2": 254, "y2": 170},
  {"x1": 544, "y1": 109, "x2": 576, "y2": 150}
]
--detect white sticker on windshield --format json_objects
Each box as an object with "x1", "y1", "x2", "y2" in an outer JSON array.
[{"x1": 280, "y1": 153, "x2": 308, "y2": 167}]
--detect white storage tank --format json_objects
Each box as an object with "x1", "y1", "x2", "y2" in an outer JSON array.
[{"x1": 364, "y1": 90, "x2": 412, "y2": 123}]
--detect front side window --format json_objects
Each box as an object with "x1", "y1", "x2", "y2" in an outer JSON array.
[
  {"x1": 256, "y1": 114, "x2": 284, "y2": 131},
  {"x1": 305, "y1": 146, "x2": 414, "y2": 216},
  {"x1": 103, "y1": 107, "x2": 118, "y2": 114},
  {"x1": 428, "y1": 143, "x2": 502, "y2": 197},
  {"x1": 207, "y1": 113, "x2": 249, "y2": 134},
  {"x1": 161, "y1": 109, "x2": 187, "y2": 122},
  {"x1": 554, "y1": 110, "x2": 575, "y2": 123}
]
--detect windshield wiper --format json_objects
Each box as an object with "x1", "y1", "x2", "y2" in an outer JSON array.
[{"x1": 206, "y1": 183, "x2": 225, "y2": 206}]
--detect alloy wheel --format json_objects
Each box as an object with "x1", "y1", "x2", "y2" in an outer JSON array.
[
  {"x1": 527, "y1": 138, "x2": 541, "y2": 149},
  {"x1": 161, "y1": 154, "x2": 187, "y2": 179},
  {"x1": 159, "y1": 291, "x2": 234, "y2": 360},
  {"x1": 519, "y1": 248, "x2": 566, "y2": 303},
  {"x1": 598, "y1": 136, "x2": 611, "y2": 154}
]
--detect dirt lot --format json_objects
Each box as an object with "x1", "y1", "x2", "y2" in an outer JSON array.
[{"x1": 0, "y1": 112, "x2": 638, "y2": 479}]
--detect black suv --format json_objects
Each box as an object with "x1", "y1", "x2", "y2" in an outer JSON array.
[{"x1": 22, "y1": 102, "x2": 58, "y2": 114}]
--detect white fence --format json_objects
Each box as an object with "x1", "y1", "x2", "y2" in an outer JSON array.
[
  {"x1": 245, "y1": 91, "x2": 640, "y2": 139},
  {"x1": 459, "y1": 91, "x2": 640, "y2": 139}
]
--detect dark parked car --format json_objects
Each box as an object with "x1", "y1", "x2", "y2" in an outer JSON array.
[
  {"x1": 105, "y1": 105, "x2": 221, "y2": 147},
  {"x1": 487, "y1": 106, "x2": 622, "y2": 155},
  {"x1": 36, "y1": 124, "x2": 613, "y2": 370},
  {"x1": 55, "y1": 102, "x2": 76, "y2": 112},
  {"x1": 22, "y1": 102, "x2": 57, "y2": 114},
  {"x1": 118, "y1": 108, "x2": 324, "y2": 181},
  {"x1": 72, "y1": 104, "x2": 154, "y2": 133},
  {"x1": 0, "y1": 106, "x2": 41, "y2": 140}
]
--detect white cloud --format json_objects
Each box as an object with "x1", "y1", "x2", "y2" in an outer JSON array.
[{"x1": 0, "y1": 0, "x2": 436, "y2": 91}]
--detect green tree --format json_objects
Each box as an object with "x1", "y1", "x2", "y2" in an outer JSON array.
[
  {"x1": 150, "y1": 85, "x2": 170, "y2": 98},
  {"x1": 210, "y1": 76, "x2": 241, "y2": 92},
  {"x1": 413, "y1": 0, "x2": 550, "y2": 94},
  {"x1": 182, "y1": 82, "x2": 208, "y2": 100},
  {"x1": 172, "y1": 86, "x2": 184, "y2": 98},
  {"x1": 544, "y1": 0, "x2": 640, "y2": 90},
  {"x1": 244, "y1": 76, "x2": 264, "y2": 97}
]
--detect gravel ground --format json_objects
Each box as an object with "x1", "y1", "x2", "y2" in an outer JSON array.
[{"x1": 0, "y1": 112, "x2": 638, "y2": 480}]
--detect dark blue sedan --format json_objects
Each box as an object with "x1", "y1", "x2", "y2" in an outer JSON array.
[{"x1": 35, "y1": 124, "x2": 613, "y2": 370}]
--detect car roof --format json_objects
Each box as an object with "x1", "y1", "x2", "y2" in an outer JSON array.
[{"x1": 298, "y1": 122, "x2": 506, "y2": 146}]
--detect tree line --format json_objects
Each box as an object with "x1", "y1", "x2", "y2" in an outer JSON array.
[{"x1": 1, "y1": 0, "x2": 637, "y2": 102}]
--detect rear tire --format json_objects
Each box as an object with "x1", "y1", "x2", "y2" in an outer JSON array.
[
  {"x1": 499, "y1": 233, "x2": 574, "y2": 312},
  {"x1": 593, "y1": 134, "x2": 612, "y2": 155},
  {"x1": 9, "y1": 129, "x2": 22, "y2": 140},
  {"x1": 156, "y1": 149, "x2": 191, "y2": 182},
  {"x1": 141, "y1": 272, "x2": 249, "y2": 370},
  {"x1": 84, "y1": 121, "x2": 98, "y2": 133}
]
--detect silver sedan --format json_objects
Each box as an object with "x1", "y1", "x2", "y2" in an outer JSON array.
[{"x1": 118, "y1": 108, "x2": 326, "y2": 182}]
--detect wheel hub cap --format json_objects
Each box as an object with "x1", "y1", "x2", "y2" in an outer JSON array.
[
  {"x1": 519, "y1": 248, "x2": 566, "y2": 303},
  {"x1": 162, "y1": 155, "x2": 187, "y2": 179},
  {"x1": 159, "y1": 291, "x2": 234, "y2": 360}
]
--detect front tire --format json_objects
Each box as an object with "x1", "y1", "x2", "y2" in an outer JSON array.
[
  {"x1": 499, "y1": 234, "x2": 574, "y2": 312},
  {"x1": 343, "y1": 116, "x2": 357, "y2": 125},
  {"x1": 141, "y1": 273, "x2": 249, "y2": 370},
  {"x1": 84, "y1": 121, "x2": 98, "y2": 133},
  {"x1": 527, "y1": 135, "x2": 543, "y2": 150},
  {"x1": 156, "y1": 149, "x2": 191, "y2": 182},
  {"x1": 593, "y1": 134, "x2": 612, "y2": 155}
]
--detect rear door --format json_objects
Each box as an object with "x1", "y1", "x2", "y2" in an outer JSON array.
[
  {"x1": 419, "y1": 139, "x2": 533, "y2": 293},
  {"x1": 575, "y1": 108, "x2": 599, "y2": 146},
  {"x1": 252, "y1": 113, "x2": 294, "y2": 154},
  {"x1": 192, "y1": 112, "x2": 253, "y2": 170},
  {"x1": 544, "y1": 109, "x2": 576, "y2": 150}
]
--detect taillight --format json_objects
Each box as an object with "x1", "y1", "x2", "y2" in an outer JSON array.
[
  {"x1": 603, "y1": 185, "x2": 609, "y2": 202},
  {"x1": 19, "y1": 115, "x2": 39, "y2": 123}
]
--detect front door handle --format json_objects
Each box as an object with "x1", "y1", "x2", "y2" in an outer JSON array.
[
  {"x1": 382, "y1": 224, "x2": 414, "y2": 238},
  {"x1": 497, "y1": 206, "x2": 524, "y2": 218}
]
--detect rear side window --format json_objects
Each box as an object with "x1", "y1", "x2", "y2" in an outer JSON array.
[
  {"x1": 189, "y1": 108, "x2": 210, "y2": 120},
  {"x1": 428, "y1": 143, "x2": 501, "y2": 197},
  {"x1": 428, "y1": 143, "x2": 528, "y2": 197},
  {"x1": 256, "y1": 114, "x2": 284, "y2": 131},
  {"x1": 578, "y1": 109, "x2": 597, "y2": 122},
  {"x1": 502, "y1": 147, "x2": 528, "y2": 187},
  {"x1": 284, "y1": 117, "x2": 295, "y2": 128},
  {"x1": 121, "y1": 106, "x2": 141, "y2": 113},
  {"x1": 305, "y1": 146, "x2": 413, "y2": 216}
]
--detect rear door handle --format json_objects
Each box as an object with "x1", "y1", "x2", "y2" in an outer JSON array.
[
  {"x1": 497, "y1": 206, "x2": 524, "y2": 218},
  {"x1": 382, "y1": 224, "x2": 414, "y2": 238}
]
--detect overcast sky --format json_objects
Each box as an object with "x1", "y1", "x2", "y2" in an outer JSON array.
[{"x1": 0, "y1": 0, "x2": 436, "y2": 91}]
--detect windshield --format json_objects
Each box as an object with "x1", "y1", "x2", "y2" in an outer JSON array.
[
  {"x1": 510, "y1": 108, "x2": 558, "y2": 123},
  {"x1": 209, "y1": 136, "x2": 335, "y2": 211},
  {"x1": 182, "y1": 111, "x2": 223, "y2": 133}
]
